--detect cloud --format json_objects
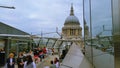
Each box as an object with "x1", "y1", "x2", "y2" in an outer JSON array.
[{"x1": 0, "y1": 0, "x2": 83, "y2": 35}]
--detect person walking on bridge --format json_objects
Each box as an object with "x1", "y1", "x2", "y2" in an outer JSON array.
[
  {"x1": 50, "y1": 60, "x2": 56, "y2": 68},
  {"x1": 24, "y1": 55, "x2": 36, "y2": 68},
  {"x1": 6, "y1": 53, "x2": 15, "y2": 68},
  {"x1": 17, "y1": 52, "x2": 24, "y2": 68}
]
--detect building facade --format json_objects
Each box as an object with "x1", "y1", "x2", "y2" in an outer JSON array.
[
  {"x1": 0, "y1": 22, "x2": 31, "y2": 65},
  {"x1": 62, "y1": 4, "x2": 82, "y2": 39}
]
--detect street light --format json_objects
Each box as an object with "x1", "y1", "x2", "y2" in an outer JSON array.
[{"x1": 0, "y1": 6, "x2": 15, "y2": 9}]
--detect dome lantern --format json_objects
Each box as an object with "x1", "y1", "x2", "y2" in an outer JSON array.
[{"x1": 70, "y1": 3, "x2": 74, "y2": 16}]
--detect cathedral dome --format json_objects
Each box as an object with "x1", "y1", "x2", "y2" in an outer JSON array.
[
  {"x1": 64, "y1": 15, "x2": 80, "y2": 25},
  {"x1": 64, "y1": 4, "x2": 80, "y2": 25}
]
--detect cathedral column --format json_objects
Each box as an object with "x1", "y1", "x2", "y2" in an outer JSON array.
[
  {"x1": 75, "y1": 29, "x2": 78, "y2": 36},
  {"x1": 68, "y1": 29, "x2": 70, "y2": 36}
]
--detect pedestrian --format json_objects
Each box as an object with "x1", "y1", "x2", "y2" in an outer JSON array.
[
  {"x1": 6, "y1": 53, "x2": 15, "y2": 68},
  {"x1": 50, "y1": 60, "x2": 56, "y2": 68},
  {"x1": 17, "y1": 52, "x2": 24, "y2": 68},
  {"x1": 24, "y1": 55, "x2": 36, "y2": 68},
  {"x1": 51, "y1": 48, "x2": 54, "y2": 55},
  {"x1": 54, "y1": 57, "x2": 59, "y2": 68},
  {"x1": 43, "y1": 47, "x2": 47, "y2": 54}
]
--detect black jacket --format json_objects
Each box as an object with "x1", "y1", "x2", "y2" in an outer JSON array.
[
  {"x1": 7, "y1": 58, "x2": 15, "y2": 68},
  {"x1": 17, "y1": 57, "x2": 24, "y2": 68}
]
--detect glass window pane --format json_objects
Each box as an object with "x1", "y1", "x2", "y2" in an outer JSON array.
[{"x1": 84, "y1": 0, "x2": 114, "y2": 68}]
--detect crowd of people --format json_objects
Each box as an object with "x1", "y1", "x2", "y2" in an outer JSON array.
[{"x1": 4, "y1": 47, "x2": 60, "y2": 68}]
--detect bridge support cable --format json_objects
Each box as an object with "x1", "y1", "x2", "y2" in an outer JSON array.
[
  {"x1": 46, "y1": 39, "x2": 50, "y2": 47},
  {"x1": 52, "y1": 39, "x2": 57, "y2": 48}
]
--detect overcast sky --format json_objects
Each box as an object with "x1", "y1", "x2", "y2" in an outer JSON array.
[{"x1": 0, "y1": 0, "x2": 83, "y2": 35}]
